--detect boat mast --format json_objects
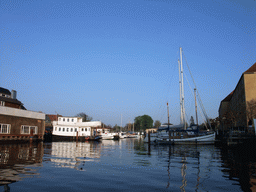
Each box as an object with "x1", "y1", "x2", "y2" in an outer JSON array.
[
  {"x1": 167, "y1": 102, "x2": 170, "y2": 130},
  {"x1": 194, "y1": 88, "x2": 199, "y2": 126},
  {"x1": 179, "y1": 47, "x2": 186, "y2": 129}
]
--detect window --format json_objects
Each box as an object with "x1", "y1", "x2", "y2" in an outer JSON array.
[
  {"x1": 82, "y1": 128, "x2": 84, "y2": 131},
  {"x1": 67, "y1": 119, "x2": 69, "y2": 122},
  {"x1": 85, "y1": 128, "x2": 87, "y2": 131},
  {"x1": 21, "y1": 125, "x2": 38, "y2": 134},
  {"x1": 59, "y1": 118, "x2": 61, "y2": 121},
  {"x1": 0, "y1": 124, "x2": 11, "y2": 134},
  {"x1": 71, "y1": 128, "x2": 73, "y2": 132},
  {"x1": 72, "y1": 119, "x2": 74, "y2": 122},
  {"x1": 63, "y1": 128, "x2": 65, "y2": 132},
  {"x1": 63, "y1": 118, "x2": 65, "y2": 122},
  {"x1": 75, "y1": 128, "x2": 77, "y2": 132},
  {"x1": 67, "y1": 128, "x2": 69, "y2": 132},
  {"x1": 0, "y1": 101, "x2": 5, "y2": 106},
  {"x1": 55, "y1": 127, "x2": 57, "y2": 131},
  {"x1": 59, "y1": 127, "x2": 61, "y2": 131}
]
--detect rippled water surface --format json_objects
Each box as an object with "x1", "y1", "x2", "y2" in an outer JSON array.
[{"x1": 1, "y1": 139, "x2": 256, "y2": 191}]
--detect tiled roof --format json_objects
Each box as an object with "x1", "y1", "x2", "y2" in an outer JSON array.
[
  {"x1": 221, "y1": 91, "x2": 234, "y2": 102},
  {"x1": 244, "y1": 62, "x2": 256, "y2": 73},
  {"x1": 46, "y1": 114, "x2": 62, "y2": 121}
]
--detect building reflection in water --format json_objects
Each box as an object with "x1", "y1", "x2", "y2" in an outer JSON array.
[
  {"x1": 219, "y1": 145, "x2": 256, "y2": 192},
  {"x1": 50, "y1": 142, "x2": 101, "y2": 170},
  {"x1": 0, "y1": 142, "x2": 43, "y2": 191}
]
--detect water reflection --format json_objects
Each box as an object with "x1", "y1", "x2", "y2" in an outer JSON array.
[
  {"x1": 0, "y1": 142, "x2": 43, "y2": 191},
  {"x1": 219, "y1": 146, "x2": 256, "y2": 192},
  {"x1": 50, "y1": 141, "x2": 102, "y2": 170}
]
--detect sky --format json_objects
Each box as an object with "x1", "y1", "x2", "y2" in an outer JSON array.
[{"x1": 1, "y1": 0, "x2": 256, "y2": 127}]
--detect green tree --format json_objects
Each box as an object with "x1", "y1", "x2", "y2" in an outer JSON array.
[
  {"x1": 134, "y1": 115, "x2": 153, "y2": 131},
  {"x1": 76, "y1": 112, "x2": 93, "y2": 122},
  {"x1": 154, "y1": 120, "x2": 161, "y2": 128}
]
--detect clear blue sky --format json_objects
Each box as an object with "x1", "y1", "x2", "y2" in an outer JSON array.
[{"x1": 1, "y1": 0, "x2": 255, "y2": 127}]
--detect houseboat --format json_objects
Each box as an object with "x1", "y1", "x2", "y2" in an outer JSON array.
[
  {"x1": 52, "y1": 116, "x2": 102, "y2": 141},
  {"x1": 0, "y1": 87, "x2": 45, "y2": 143}
]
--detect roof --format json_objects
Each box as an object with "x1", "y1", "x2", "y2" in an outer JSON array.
[
  {"x1": 0, "y1": 96, "x2": 25, "y2": 107},
  {"x1": 244, "y1": 62, "x2": 256, "y2": 74},
  {"x1": 46, "y1": 114, "x2": 62, "y2": 121},
  {"x1": 221, "y1": 90, "x2": 234, "y2": 102},
  {"x1": 0, "y1": 87, "x2": 11, "y2": 95}
]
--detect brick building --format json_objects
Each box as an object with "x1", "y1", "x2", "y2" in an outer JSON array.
[{"x1": 219, "y1": 63, "x2": 256, "y2": 130}]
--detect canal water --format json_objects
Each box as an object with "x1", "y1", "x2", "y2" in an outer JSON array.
[{"x1": 0, "y1": 138, "x2": 256, "y2": 192}]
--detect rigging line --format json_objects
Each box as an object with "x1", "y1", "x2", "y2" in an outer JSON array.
[{"x1": 182, "y1": 51, "x2": 211, "y2": 128}]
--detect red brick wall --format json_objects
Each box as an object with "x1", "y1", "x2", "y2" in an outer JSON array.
[{"x1": 0, "y1": 114, "x2": 45, "y2": 136}]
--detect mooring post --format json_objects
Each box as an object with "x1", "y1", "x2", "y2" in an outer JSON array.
[
  {"x1": 76, "y1": 131, "x2": 78, "y2": 142},
  {"x1": 148, "y1": 131, "x2": 150, "y2": 143}
]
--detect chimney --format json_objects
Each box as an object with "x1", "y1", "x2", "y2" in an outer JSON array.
[{"x1": 11, "y1": 90, "x2": 17, "y2": 99}]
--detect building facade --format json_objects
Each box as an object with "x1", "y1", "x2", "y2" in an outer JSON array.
[
  {"x1": 0, "y1": 87, "x2": 45, "y2": 142},
  {"x1": 219, "y1": 63, "x2": 256, "y2": 130}
]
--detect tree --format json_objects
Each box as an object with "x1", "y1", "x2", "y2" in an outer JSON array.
[
  {"x1": 154, "y1": 120, "x2": 161, "y2": 128},
  {"x1": 76, "y1": 112, "x2": 93, "y2": 122},
  {"x1": 246, "y1": 99, "x2": 256, "y2": 125},
  {"x1": 134, "y1": 115, "x2": 153, "y2": 131}
]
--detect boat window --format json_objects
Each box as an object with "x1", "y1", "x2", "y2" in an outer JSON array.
[
  {"x1": 75, "y1": 128, "x2": 77, "y2": 132},
  {"x1": 59, "y1": 127, "x2": 61, "y2": 131},
  {"x1": 63, "y1": 128, "x2": 65, "y2": 132},
  {"x1": 67, "y1": 128, "x2": 69, "y2": 132},
  {"x1": 71, "y1": 128, "x2": 73, "y2": 132},
  {"x1": 85, "y1": 128, "x2": 87, "y2": 131},
  {"x1": 63, "y1": 118, "x2": 65, "y2": 122},
  {"x1": 82, "y1": 128, "x2": 84, "y2": 131},
  {"x1": 67, "y1": 119, "x2": 69, "y2": 122}
]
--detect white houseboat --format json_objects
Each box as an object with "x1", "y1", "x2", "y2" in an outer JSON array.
[{"x1": 52, "y1": 117, "x2": 101, "y2": 141}]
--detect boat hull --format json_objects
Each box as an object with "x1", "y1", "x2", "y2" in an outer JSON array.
[{"x1": 155, "y1": 133, "x2": 216, "y2": 145}]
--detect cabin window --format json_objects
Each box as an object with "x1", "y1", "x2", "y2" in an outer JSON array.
[
  {"x1": 0, "y1": 124, "x2": 11, "y2": 134},
  {"x1": 59, "y1": 127, "x2": 61, "y2": 131},
  {"x1": 21, "y1": 125, "x2": 38, "y2": 134},
  {"x1": 67, "y1": 128, "x2": 69, "y2": 132},
  {"x1": 75, "y1": 128, "x2": 77, "y2": 132},
  {"x1": 67, "y1": 119, "x2": 69, "y2": 122},
  {"x1": 63, "y1": 128, "x2": 65, "y2": 132},
  {"x1": 71, "y1": 128, "x2": 73, "y2": 132}
]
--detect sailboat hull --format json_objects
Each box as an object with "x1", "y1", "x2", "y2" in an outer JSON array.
[{"x1": 156, "y1": 132, "x2": 216, "y2": 145}]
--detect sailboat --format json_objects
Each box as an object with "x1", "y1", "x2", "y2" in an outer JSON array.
[{"x1": 155, "y1": 48, "x2": 215, "y2": 145}]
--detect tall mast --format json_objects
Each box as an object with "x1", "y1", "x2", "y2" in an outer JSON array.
[
  {"x1": 194, "y1": 88, "x2": 199, "y2": 125},
  {"x1": 178, "y1": 59, "x2": 183, "y2": 124},
  {"x1": 167, "y1": 102, "x2": 170, "y2": 130},
  {"x1": 179, "y1": 47, "x2": 186, "y2": 129}
]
